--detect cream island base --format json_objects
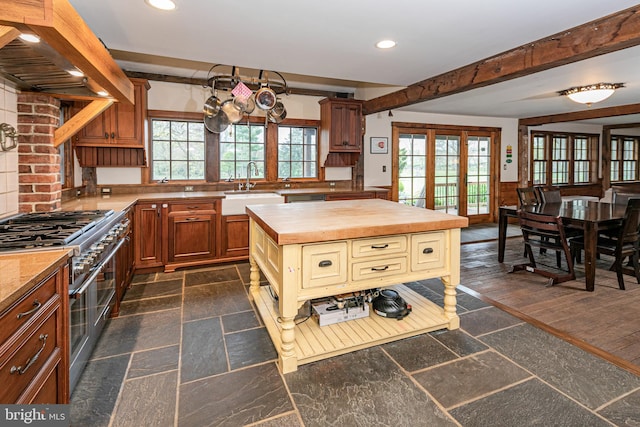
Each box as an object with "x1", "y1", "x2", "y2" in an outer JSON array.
[{"x1": 246, "y1": 199, "x2": 468, "y2": 374}]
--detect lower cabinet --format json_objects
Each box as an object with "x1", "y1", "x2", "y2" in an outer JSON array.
[
  {"x1": 0, "y1": 259, "x2": 70, "y2": 404},
  {"x1": 113, "y1": 208, "x2": 134, "y2": 317},
  {"x1": 221, "y1": 214, "x2": 249, "y2": 259},
  {"x1": 167, "y1": 211, "x2": 217, "y2": 265},
  {"x1": 133, "y1": 202, "x2": 164, "y2": 269}
]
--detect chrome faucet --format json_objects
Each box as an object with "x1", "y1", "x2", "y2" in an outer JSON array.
[{"x1": 246, "y1": 161, "x2": 259, "y2": 191}]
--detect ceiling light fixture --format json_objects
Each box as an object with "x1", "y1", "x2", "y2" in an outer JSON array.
[
  {"x1": 559, "y1": 83, "x2": 624, "y2": 106},
  {"x1": 376, "y1": 40, "x2": 396, "y2": 49},
  {"x1": 19, "y1": 33, "x2": 40, "y2": 43},
  {"x1": 145, "y1": 0, "x2": 176, "y2": 10}
]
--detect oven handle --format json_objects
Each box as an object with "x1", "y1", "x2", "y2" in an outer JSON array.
[{"x1": 70, "y1": 238, "x2": 125, "y2": 298}]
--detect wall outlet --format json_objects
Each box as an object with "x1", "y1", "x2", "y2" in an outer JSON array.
[
  {"x1": 382, "y1": 165, "x2": 386, "y2": 172},
  {"x1": 185, "y1": 185, "x2": 194, "y2": 192},
  {"x1": 101, "y1": 187, "x2": 111, "y2": 194},
  {"x1": 329, "y1": 182, "x2": 336, "y2": 187},
  {"x1": 284, "y1": 183, "x2": 291, "y2": 188}
]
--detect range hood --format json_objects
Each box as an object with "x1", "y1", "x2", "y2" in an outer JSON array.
[{"x1": 0, "y1": 0, "x2": 134, "y2": 147}]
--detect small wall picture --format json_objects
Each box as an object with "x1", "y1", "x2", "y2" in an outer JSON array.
[{"x1": 370, "y1": 137, "x2": 388, "y2": 154}]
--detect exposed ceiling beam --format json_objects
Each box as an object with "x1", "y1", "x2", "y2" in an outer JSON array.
[
  {"x1": 363, "y1": 5, "x2": 640, "y2": 115},
  {"x1": 519, "y1": 103, "x2": 640, "y2": 126},
  {"x1": 0, "y1": 0, "x2": 134, "y2": 104},
  {"x1": 123, "y1": 70, "x2": 351, "y2": 99},
  {"x1": 0, "y1": 25, "x2": 20, "y2": 49}
]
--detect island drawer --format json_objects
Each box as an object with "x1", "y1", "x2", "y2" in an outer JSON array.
[
  {"x1": 351, "y1": 235, "x2": 407, "y2": 258},
  {"x1": 411, "y1": 232, "x2": 445, "y2": 271},
  {"x1": 352, "y1": 256, "x2": 407, "y2": 281},
  {"x1": 302, "y1": 242, "x2": 348, "y2": 288},
  {"x1": 0, "y1": 273, "x2": 57, "y2": 345}
]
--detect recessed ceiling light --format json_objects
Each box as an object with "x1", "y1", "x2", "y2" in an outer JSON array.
[
  {"x1": 19, "y1": 33, "x2": 40, "y2": 43},
  {"x1": 68, "y1": 69, "x2": 84, "y2": 77},
  {"x1": 376, "y1": 40, "x2": 396, "y2": 49},
  {"x1": 145, "y1": 0, "x2": 176, "y2": 10},
  {"x1": 97, "y1": 90, "x2": 109, "y2": 97}
]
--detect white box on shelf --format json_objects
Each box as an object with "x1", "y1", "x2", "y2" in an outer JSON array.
[{"x1": 312, "y1": 301, "x2": 369, "y2": 326}]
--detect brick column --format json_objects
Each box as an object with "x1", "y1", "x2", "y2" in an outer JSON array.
[{"x1": 17, "y1": 93, "x2": 61, "y2": 212}]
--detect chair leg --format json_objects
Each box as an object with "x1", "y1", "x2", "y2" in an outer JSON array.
[{"x1": 613, "y1": 257, "x2": 626, "y2": 291}]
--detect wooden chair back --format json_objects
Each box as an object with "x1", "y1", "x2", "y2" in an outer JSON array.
[
  {"x1": 612, "y1": 191, "x2": 640, "y2": 206},
  {"x1": 516, "y1": 187, "x2": 539, "y2": 207},
  {"x1": 537, "y1": 187, "x2": 562, "y2": 203}
]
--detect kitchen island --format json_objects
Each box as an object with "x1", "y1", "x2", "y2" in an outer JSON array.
[{"x1": 246, "y1": 199, "x2": 468, "y2": 373}]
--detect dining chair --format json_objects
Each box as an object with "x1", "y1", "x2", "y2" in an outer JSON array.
[
  {"x1": 537, "y1": 187, "x2": 562, "y2": 203},
  {"x1": 509, "y1": 210, "x2": 576, "y2": 286},
  {"x1": 612, "y1": 191, "x2": 640, "y2": 205},
  {"x1": 570, "y1": 198, "x2": 640, "y2": 290}
]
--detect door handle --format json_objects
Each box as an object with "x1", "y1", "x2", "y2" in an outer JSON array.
[{"x1": 10, "y1": 334, "x2": 48, "y2": 375}]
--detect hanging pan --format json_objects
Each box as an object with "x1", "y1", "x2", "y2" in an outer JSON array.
[
  {"x1": 221, "y1": 98, "x2": 243, "y2": 124},
  {"x1": 268, "y1": 100, "x2": 287, "y2": 123},
  {"x1": 204, "y1": 109, "x2": 230, "y2": 133}
]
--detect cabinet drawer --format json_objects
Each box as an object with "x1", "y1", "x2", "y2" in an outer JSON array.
[
  {"x1": 170, "y1": 202, "x2": 215, "y2": 212},
  {"x1": 352, "y1": 257, "x2": 407, "y2": 281},
  {"x1": 0, "y1": 273, "x2": 57, "y2": 345},
  {"x1": 411, "y1": 232, "x2": 445, "y2": 271},
  {"x1": 302, "y1": 242, "x2": 348, "y2": 289},
  {"x1": 352, "y1": 235, "x2": 407, "y2": 258},
  {"x1": 0, "y1": 312, "x2": 58, "y2": 403}
]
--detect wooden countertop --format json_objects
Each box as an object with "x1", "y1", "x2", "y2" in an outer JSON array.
[
  {"x1": 246, "y1": 199, "x2": 469, "y2": 245},
  {"x1": 0, "y1": 249, "x2": 72, "y2": 313}
]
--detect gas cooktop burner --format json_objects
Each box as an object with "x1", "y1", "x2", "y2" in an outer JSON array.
[{"x1": 0, "y1": 209, "x2": 115, "y2": 252}]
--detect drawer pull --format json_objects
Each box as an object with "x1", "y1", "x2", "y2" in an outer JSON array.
[
  {"x1": 371, "y1": 244, "x2": 389, "y2": 249},
  {"x1": 423, "y1": 247, "x2": 434, "y2": 254},
  {"x1": 185, "y1": 217, "x2": 198, "y2": 221},
  {"x1": 186, "y1": 206, "x2": 199, "y2": 210},
  {"x1": 10, "y1": 334, "x2": 48, "y2": 375},
  {"x1": 16, "y1": 300, "x2": 42, "y2": 319},
  {"x1": 371, "y1": 265, "x2": 389, "y2": 272},
  {"x1": 318, "y1": 260, "x2": 333, "y2": 268}
]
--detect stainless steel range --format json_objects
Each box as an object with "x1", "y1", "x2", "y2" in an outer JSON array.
[{"x1": 0, "y1": 209, "x2": 130, "y2": 394}]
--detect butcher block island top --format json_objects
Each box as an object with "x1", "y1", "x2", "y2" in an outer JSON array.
[
  {"x1": 246, "y1": 199, "x2": 468, "y2": 245},
  {"x1": 246, "y1": 199, "x2": 468, "y2": 373}
]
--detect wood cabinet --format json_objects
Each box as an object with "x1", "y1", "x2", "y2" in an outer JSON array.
[
  {"x1": 221, "y1": 214, "x2": 250, "y2": 259},
  {"x1": 320, "y1": 98, "x2": 363, "y2": 152},
  {"x1": 133, "y1": 201, "x2": 164, "y2": 270},
  {"x1": 73, "y1": 78, "x2": 149, "y2": 148},
  {"x1": 166, "y1": 201, "x2": 218, "y2": 271},
  {"x1": 0, "y1": 259, "x2": 70, "y2": 403}
]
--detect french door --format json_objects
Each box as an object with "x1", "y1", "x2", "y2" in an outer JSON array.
[{"x1": 392, "y1": 124, "x2": 499, "y2": 223}]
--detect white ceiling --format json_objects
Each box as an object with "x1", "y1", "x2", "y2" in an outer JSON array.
[{"x1": 69, "y1": 0, "x2": 640, "y2": 124}]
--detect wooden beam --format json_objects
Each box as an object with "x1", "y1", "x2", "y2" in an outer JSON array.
[
  {"x1": 54, "y1": 98, "x2": 113, "y2": 147},
  {"x1": 0, "y1": 25, "x2": 20, "y2": 49},
  {"x1": 363, "y1": 5, "x2": 640, "y2": 115},
  {"x1": 519, "y1": 103, "x2": 640, "y2": 126},
  {"x1": 0, "y1": 0, "x2": 134, "y2": 104}
]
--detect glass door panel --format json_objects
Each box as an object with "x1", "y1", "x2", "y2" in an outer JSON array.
[
  {"x1": 434, "y1": 135, "x2": 460, "y2": 215},
  {"x1": 467, "y1": 136, "x2": 491, "y2": 215},
  {"x1": 398, "y1": 134, "x2": 426, "y2": 207}
]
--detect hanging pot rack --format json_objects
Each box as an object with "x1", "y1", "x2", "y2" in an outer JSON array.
[{"x1": 204, "y1": 64, "x2": 288, "y2": 95}]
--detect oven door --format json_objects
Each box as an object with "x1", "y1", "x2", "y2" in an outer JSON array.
[{"x1": 69, "y1": 238, "x2": 124, "y2": 393}]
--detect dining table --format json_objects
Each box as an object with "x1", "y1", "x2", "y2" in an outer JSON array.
[{"x1": 498, "y1": 199, "x2": 627, "y2": 291}]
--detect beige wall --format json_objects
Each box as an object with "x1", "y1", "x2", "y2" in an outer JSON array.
[{"x1": 0, "y1": 79, "x2": 18, "y2": 218}]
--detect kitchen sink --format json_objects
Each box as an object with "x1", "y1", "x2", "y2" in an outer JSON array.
[{"x1": 222, "y1": 192, "x2": 285, "y2": 215}]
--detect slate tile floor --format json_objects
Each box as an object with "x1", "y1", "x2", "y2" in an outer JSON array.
[{"x1": 70, "y1": 262, "x2": 640, "y2": 427}]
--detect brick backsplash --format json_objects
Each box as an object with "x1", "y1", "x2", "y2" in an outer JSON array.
[{"x1": 0, "y1": 79, "x2": 19, "y2": 219}]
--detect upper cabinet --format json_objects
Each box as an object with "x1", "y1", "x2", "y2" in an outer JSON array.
[
  {"x1": 319, "y1": 98, "x2": 364, "y2": 167},
  {"x1": 73, "y1": 79, "x2": 149, "y2": 148}
]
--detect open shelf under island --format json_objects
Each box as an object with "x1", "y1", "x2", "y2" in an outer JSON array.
[{"x1": 246, "y1": 199, "x2": 468, "y2": 374}]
